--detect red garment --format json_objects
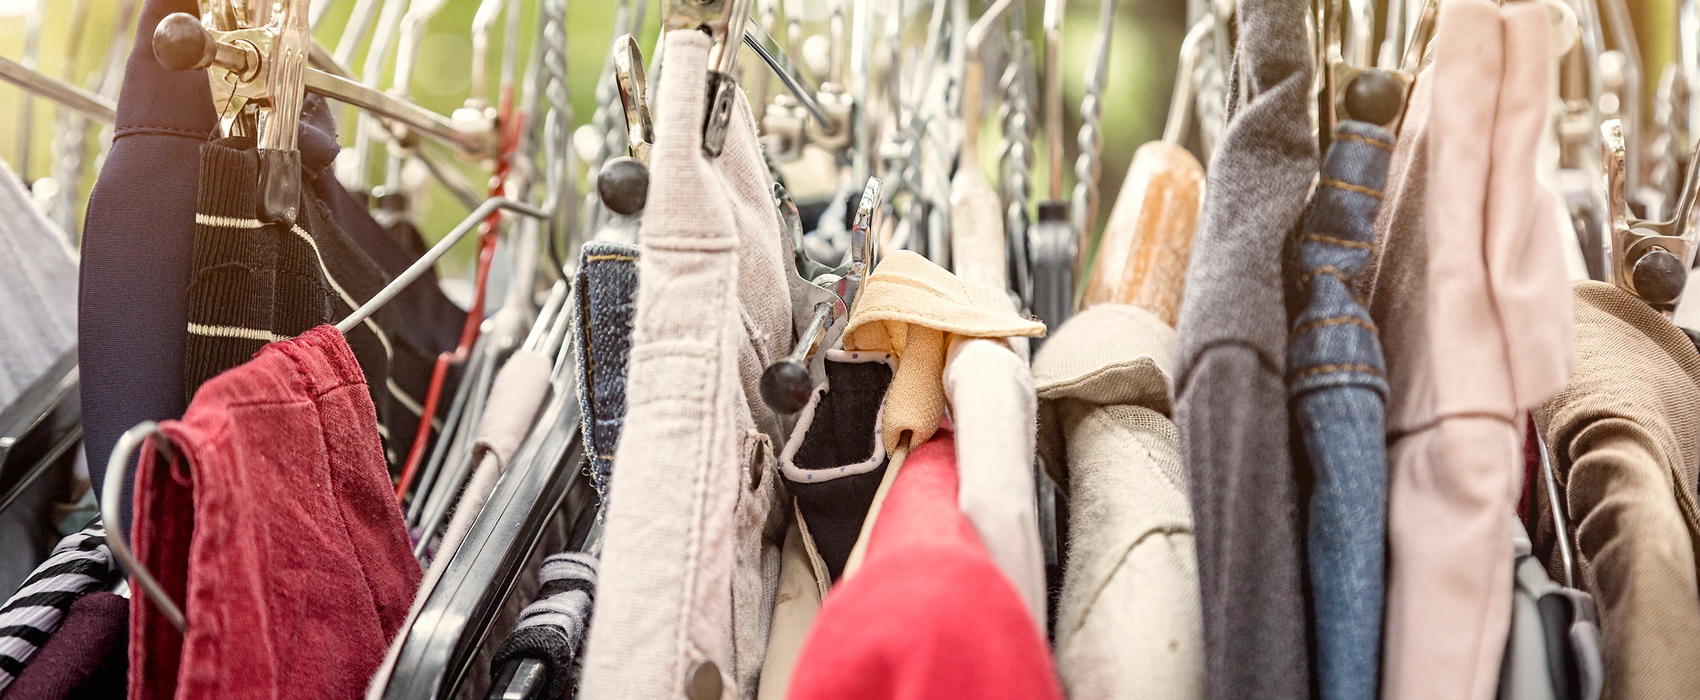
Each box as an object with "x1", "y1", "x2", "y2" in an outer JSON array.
[
  {"x1": 129, "y1": 325, "x2": 422, "y2": 700},
  {"x1": 787, "y1": 430, "x2": 1064, "y2": 700}
]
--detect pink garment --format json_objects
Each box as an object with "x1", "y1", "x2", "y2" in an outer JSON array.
[
  {"x1": 129, "y1": 325, "x2": 422, "y2": 700},
  {"x1": 1380, "y1": 4, "x2": 1574, "y2": 700},
  {"x1": 787, "y1": 431, "x2": 1064, "y2": 700}
]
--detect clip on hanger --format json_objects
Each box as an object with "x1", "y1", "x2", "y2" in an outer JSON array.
[
  {"x1": 1319, "y1": 0, "x2": 1436, "y2": 152},
  {"x1": 152, "y1": 0, "x2": 499, "y2": 221},
  {"x1": 597, "y1": 34, "x2": 653, "y2": 218},
  {"x1": 1600, "y1": 118, "x2": 1700, "y2": 310},
  {"x1": 662, "y1": 0, "x2": 755, "y2": 157},
  {"x1": 761, "y1": 177, "x2": 884, "y2": 413}
]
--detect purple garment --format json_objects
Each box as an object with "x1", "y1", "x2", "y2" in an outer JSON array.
[{"x1": 0, "y1": 592, "x2": 128, "y2": 700}]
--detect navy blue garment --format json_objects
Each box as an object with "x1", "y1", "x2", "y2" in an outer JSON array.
[
  {"x1": 298, "y1": 95, "x2": 462, "y2": 356},
  {"x1": 574, "y1": 242, "x2": 639, "y2": 497},
  {"x1": 79, "y1": 0, "x2": 216, "y2": 528},
  {"x1": 1286, "y1": 120, "x2": 1393, "y2": 700}
]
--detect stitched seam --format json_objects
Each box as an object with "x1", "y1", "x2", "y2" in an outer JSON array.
[
  {"x1": 1300, "y1": 232, "x2": 1372, "y2": 249},
  {"x1": 113, "y1": 126, "x2": 213, "y2": 140},
  {"x1": 1333, "y1": 132, "x2": 1394, "y2": 152},
  {"x1": 1298, "y1": 266, "x2": 1352, "y2": 288},
  {"x1": 1288, "y1": 363, "x2": 1383, "y2": 380},
  {"x1": 1290, "y1": 316, "x2": 1378, "y2": 338},
  {"x1": 1319, "y1": 178, "x2": 1383, "y2": 199},
  {"x1": 584, "y1": 254, "x2": 638, "y2": 263}
]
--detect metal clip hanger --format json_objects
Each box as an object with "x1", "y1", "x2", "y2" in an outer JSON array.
[
  {"x1": 663, "y1": 0, "x2": 756, "y2": 157},
  {"x1": 1601, "y1": 118, "x2": 1700, "y2": 310},
  {"x1": 761, "y1": 177, "x2": 883, "y2": 413},
  {"x1": 1320, "y1": 0, "x2": 1436, "y2": 149}
]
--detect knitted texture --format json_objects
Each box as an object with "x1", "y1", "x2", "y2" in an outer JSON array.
[
  {"x1": 184, "y1": 137, "x2": 441, "y2": 473},
  {"x1": 2, "y1": 591, "x2": 129, "y2": 700},
  {"x1": 491, "y1": 553, "x2": 599, "y2": 700}
]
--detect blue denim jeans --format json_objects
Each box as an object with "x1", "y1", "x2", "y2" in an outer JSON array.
[
  {"x1": 1287, "y1": 120, "x2": 1393, "y2": 700},
  {"x1": 574, "y1": 242, "x2": 640, "y2": 498}
]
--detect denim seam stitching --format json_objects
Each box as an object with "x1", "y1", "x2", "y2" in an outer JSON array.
[
  {"x1": 1333, "y1": 132, "x2": 1394, "y2": 152},
  {"x1": 1318, "y1": 178, "x2": 1383, "y2": 199},
  {"x1": 1290, "y1": 315, "x2": 1378, "y2": 339},
  {"x1": 1300, "y1": 233, "x2": 1372, "y2": 250},
  {"x1": 1287, "y1": 362, "x2": 1383, "y2": 380}
]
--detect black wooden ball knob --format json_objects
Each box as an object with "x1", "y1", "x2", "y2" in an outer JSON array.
[
  {"x1": 760, "y1": 360, "x2": 812, "y2": 414},
  {"x1": 1632, "y1": 247, "x2": 1686, "y2": 306},
  {"x1": 597, "y1": 156, "x2": 649, "y2": 216},
  {"x1": 1344, "y1": 70, "x2": 1404, "y2": 126},
  {"x1": 154, "y1": 13, "x2": 214, "y2": 72}
]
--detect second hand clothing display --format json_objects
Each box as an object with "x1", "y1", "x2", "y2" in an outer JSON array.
[{"x1": 5, "y1": 0, "x2": 1700, "y2": 696}]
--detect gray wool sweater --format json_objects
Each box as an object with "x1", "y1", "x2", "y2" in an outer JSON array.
[{"x1": 1170, "y1": 0, "x2": 1318, "y2": 694}]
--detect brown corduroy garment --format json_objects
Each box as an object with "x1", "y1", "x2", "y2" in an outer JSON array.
[{"x1": 1534, "y1": 281, "x2": 1700, "y2": 699}]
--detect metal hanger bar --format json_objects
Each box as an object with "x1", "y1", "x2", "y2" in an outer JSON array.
[
  {"x1": 0, "y1": 56, "x2": 116, "y2": 124},
  {"x1": 303, "y1": 68, "x2": 482, "y2": 151},
  {"x1": 102, "y1": 422, "x2": 188, "y2": 633},
  {"x1": 337, "y1": 197, "x2": 550, "y2": 333},
  {"x1": 743, "y1": 22, "x2": 838, "y2": 136}
]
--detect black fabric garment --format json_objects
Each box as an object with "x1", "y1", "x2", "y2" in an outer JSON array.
[
  {"x1": 788, "y1": 359, "x2": 892, "y2": 581},
  {"x1": 184, "y1": 137, "x2": 436, "y2": 472},
  {"x1": 79, "y1": 0, "x2": 217, "y2": 527},
  {"x1": 298, "y1": 95, "x2": 462, "y2": 356},
  {"x1": 0, "y1": 591, "x2": 127, "y2": 700}
]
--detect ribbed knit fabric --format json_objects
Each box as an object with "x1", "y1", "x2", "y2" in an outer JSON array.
[
  {"x1": 184, "y1": 137, "x2": 442, "y2": 472},
  {"x1": 0, "y1": 524, "x2": 120, "y2": 693},
  {"x1": 491, "y1": 553, "x2": 599, "y2": 700}
]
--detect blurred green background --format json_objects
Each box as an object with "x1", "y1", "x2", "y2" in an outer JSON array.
[{"x1": 0, "y1": 0, "x2": 1184, "y2": 279}]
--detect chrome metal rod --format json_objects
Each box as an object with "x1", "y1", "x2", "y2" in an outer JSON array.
[
  {"x1": 102, "y1": 422, "x2": 188, "y2": 633},
  {"x1": 304, "y1": 68, "x2": 483, "y2": 152},
  {"x1": 743, "y1": 22, "x2": 838, "y2": 136},
  {"x1": 337, "y1": 197, "x2": 550, "y2": 333},
  {"x1": 0, "y1": 56, "x2": 116, "y2": 124}
]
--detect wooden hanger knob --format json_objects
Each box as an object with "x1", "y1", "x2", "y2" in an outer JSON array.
[
  {"x1": 1631, "y1": 246, "x2": 1686, "y2": 306},
  {"x1": 597, "y1": 156, "x2": 649, "y2": 216},
  {"x1": 1344, "y1": 70, "x2": 1404, "y2": 126},
  {"x1": 153, "y1": 13, "x2": 215, "y2": 72}
]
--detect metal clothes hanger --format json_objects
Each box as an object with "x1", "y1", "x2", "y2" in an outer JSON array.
[
  {"x1": 1598, "y1": 117, "x2": 1700, "y2": 310},
  {"x1": 761, "y1": 177, "x2": 884, "y2": 413},
  {"x1": 1078, "y1": 7, "x2": 1217, "y2": 321},
  {"x1": 1071, "y1": 0, "x2": 1117, "y2": 280},
  {"x1": 951, "y1": 0, "x2": 1017, "y2": 296},
  {"x1": 1030, "y1": 0, "x2": 1077, "y2": 335}
]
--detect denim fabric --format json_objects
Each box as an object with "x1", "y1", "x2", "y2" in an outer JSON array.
[
  {"x1": 1287, "y1": 120, "x2": 1393, "y2": 700},
  {"x1": 574, "y1": 242, "x2": 640, "y2": 497}
]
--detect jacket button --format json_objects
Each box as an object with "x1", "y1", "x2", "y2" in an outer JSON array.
[{"x1": 687, "y1": 660, "x2": 722, "y2": 700}]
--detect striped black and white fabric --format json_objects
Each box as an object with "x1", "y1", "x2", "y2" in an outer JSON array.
[
  {"x1": 0, "y1": 523, "x2": 121, "y2": 692},
  {"x1": 184, "y1": 137, "x2": 445, "y2": 471},
  {"x1": 491, "y1": 552, "x2": 599, "y2": 699}
]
